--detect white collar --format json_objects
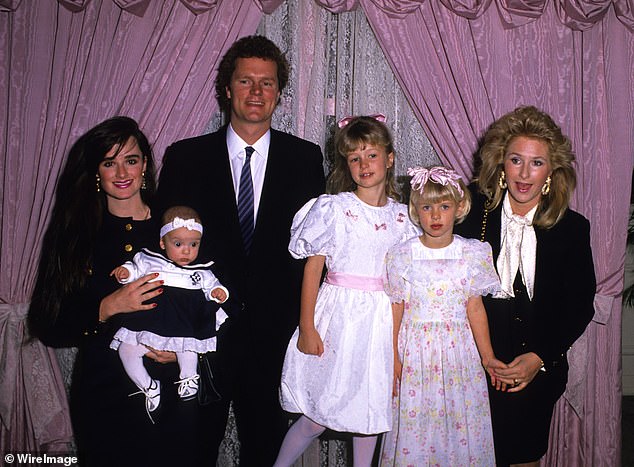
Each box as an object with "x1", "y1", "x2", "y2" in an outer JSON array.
[
  {"x1": 227, "y1": 124, "x2": 270, "y2": 161},
  {"x1": 501, "y1": 194, "x2": 537, "y2": 226},
  {"x1": 411, "y1": 236, "x2": 462, "y2": 261}
]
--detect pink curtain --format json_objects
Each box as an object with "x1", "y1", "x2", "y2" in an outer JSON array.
[
  {"x1": 317, "y1": 0, "x2": 634, "y2": 464},
  {"x1": 0, "y1": 0, "x2": 283, "y2": 453}
]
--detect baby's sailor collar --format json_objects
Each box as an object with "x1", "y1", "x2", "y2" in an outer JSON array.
[{"x1": 141, "y1": 248, "x2": 214, "y2": 269}]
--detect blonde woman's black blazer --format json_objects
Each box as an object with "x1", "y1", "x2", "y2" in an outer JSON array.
[{"x1": 455, "y1": 186, "x2": 596, "y2": 374}]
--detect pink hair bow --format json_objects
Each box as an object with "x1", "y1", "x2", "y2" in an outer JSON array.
[
  {"x1": 337, "y1": 113, "x2": 387, "y2": 128},
  {"x1": 408, "y1": 166, "x2": 464, "y2": 197}
]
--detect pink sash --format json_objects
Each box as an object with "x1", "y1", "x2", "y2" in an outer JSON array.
[{"x1": 324, "y1": 272, "x2": 384, "y2": 291}]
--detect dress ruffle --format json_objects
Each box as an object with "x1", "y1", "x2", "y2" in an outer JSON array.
[{"x1": 110, "y1": 327, "x2": 219, "y2": 353}]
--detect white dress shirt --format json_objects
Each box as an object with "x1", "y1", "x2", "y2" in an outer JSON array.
[{"x1": 226, "y1": 124, "x2": 271, "y2": 223}]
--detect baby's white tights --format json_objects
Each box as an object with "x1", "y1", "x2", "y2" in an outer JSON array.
[
  {"x1": 119, "y1": 343, "x2": 199, "y2": 390},
  {"x1": 118, "y1": 342, "x2": 152, "y2": 390}
]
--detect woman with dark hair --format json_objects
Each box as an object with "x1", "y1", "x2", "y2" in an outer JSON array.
[
  {"x1": 28, "y1": 116, "x2": 176, "y2": 466},
  {"x1": 455, "y1": 106, "x2": 596, "y2": 466}
]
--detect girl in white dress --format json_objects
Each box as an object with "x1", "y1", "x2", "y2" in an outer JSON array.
[
  {"x1": 274, "y1": 115, "x2": 419, "y2": 467},
  {"x1": 380, "y1": 166, "x2": 504, "y2": 466}
]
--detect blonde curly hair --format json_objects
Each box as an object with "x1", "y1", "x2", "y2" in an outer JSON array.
[{"x1": 477, "y1": 106, "x2": 576, "y2": 229}]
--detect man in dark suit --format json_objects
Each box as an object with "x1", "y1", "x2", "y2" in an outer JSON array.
[{"x1": 154, "y1": 36, "x2": 325, "y2": 466}]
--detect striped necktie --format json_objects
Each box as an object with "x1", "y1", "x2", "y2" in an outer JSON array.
[{"x1": 237, "y1": 146, "x2": 255, "y2": 253}]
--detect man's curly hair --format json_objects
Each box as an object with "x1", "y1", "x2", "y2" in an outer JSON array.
[{"x1": 215, "y1": 35, "x2": 289, "y2": 113}]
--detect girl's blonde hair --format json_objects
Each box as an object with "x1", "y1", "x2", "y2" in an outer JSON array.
[
  {"x1": 477, "y1": 105, "x2": 576, "y2": 229},
  {"x1": 327, "y1": 116, "x2": 400, "y2": 201},
  {"x1": 408, "y1": 176, "x2": 471, "y2": 228}
]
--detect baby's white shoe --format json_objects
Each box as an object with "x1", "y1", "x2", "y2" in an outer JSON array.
[
  {"x1": 130, "y1": 379, "x2": 161, "y2": 423},
  {"x1": 145, "y1": 379, "x2": 161, "y2": 412},
  {"x1": 175, "y1": 374, "x2": 199, "y2": 401}
]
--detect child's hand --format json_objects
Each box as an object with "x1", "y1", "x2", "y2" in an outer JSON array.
[
  {"x1": 483, "y1": 357, "x2": 509, "y2": 392},
  {"x1": 297, "y1": 328, "x2": 324, "y2": 356},
  {"x1": 211, "y1": 287, "x2": 227, "y2": 303},
  {"x1": 110, "y1": 266, "x2": 129, "y2": 282},
  {"x1": 494, "y1": 352, "x2": 543, "y2": 393},
  {"x1": 392, "y1": 356, "x2": 402, "y2": 397}
]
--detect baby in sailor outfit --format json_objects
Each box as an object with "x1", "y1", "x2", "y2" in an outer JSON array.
[{"x1": 110, "y1": 206, "x2": 228, "y2": 419}]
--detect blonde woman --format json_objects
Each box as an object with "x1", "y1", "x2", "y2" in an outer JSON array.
[{"x1": 455, "y1": 106, "x2": 596, "y2": 467}]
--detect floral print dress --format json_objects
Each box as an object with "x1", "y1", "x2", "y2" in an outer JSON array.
[{"x1": 380, "y1": 235, "x2": 500, "y2": 466}]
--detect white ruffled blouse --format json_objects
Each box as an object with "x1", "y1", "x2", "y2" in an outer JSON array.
[{"x1": 495, "y1": 193, "x2": 537, "y2": 300}]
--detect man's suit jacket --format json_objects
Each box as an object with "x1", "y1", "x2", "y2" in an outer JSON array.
[
  {"x1": 154, "y1": 126, "x2": 325, "y2": 368},
  {"x1": 455, "y1": 185, "x2": 596, "y2": 374}
]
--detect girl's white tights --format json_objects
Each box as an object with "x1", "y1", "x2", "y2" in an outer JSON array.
[
  {"x1": 352, "y1": 434, "x2": 379, "y2": 466},
  {"x1": 273, "y1": 415, "x2": 325, "y2": 467},
  {"x1": 273, "y1": 415, "x2": 378, "y2": 467}
]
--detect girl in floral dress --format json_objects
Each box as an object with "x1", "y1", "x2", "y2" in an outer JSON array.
[
  {"x1": 380, "y1": 166, "x2": 504, "y2": 466},
  {"x1": 273, "y1": 115, "x2": 419, "y2": 467}
]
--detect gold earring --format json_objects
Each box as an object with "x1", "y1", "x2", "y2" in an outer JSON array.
[
  {"x1": 498, "y1": 170, "x2": 507, "y2": 189},
  {"x1": 141, "y1": 172, "x2": 147, "y2": 190},
  {"x1": 96, "y1": 174, "x2": 101, "y2": 193},
  {"x1": 541, "y1": 176, "x2": 551, "y2": 196}
]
